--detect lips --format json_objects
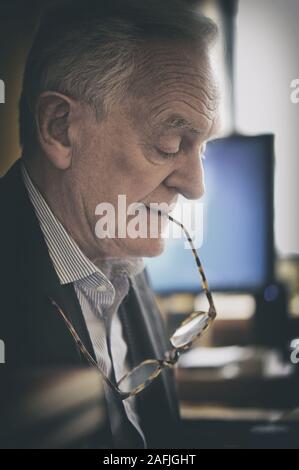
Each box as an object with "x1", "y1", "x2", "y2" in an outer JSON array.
[
  {"x1": 144, "y1": 203, "x2": 173, "y2": 218},
  {"x1": 143, "y1": 197, "x2": 178, "y2": 214}
]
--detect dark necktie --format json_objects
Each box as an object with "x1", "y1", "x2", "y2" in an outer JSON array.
[{"x1": 104, "y1": 305, "x2": 145, "y2": 449}]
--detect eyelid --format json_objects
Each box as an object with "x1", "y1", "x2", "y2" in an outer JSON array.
[{"x1": 157, "y1": 148, "x2": 180, "y2": 159}]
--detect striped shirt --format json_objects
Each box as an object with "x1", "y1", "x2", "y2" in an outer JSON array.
[{"x1": 22, "y1": 164, "x2": 146, "y2": 448}]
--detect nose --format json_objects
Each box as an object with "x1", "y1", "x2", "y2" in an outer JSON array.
[{"x1": 164, "y1": 152, "x2": 205, "y2": 200}]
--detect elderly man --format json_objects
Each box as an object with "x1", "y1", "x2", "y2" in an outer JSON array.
[{"x1": 0, "y1": 0, "x2": 219, "y2": 449}]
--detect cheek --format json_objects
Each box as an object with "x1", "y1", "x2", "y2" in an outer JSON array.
[
  {"x1": 119, "y1": 168, "x2": 161, "y2": 204},
  {"x1": 110, "y1": 148, "x2": 167, "y2": 200},
  {"x1": 83, "y1": 122, "x2": 168, "y2": 201}
]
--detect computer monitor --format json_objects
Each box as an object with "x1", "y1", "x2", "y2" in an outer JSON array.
[{"x1": 145, "y1": 134, "x2": 275, "y2": 293}]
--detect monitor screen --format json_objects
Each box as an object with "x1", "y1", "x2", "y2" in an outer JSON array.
[{"x1": 145, "y1": 134, "x2": 275, "y2": 293}]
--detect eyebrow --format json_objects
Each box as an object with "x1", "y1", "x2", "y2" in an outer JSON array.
[{"x1": 158, "y1": 114, "x2": 203, "y2": 135}]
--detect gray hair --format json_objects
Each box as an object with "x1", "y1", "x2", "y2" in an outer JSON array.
[{"x1": 19, "y1": 0, "x2": 218, "y2": 152}]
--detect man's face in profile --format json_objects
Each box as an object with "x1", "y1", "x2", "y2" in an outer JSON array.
[{"x1": 37, "y1": 40, "x2": 219, "y2": 263}]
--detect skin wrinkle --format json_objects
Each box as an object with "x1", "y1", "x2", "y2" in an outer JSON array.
[
  {"x1": 135, "y1": 54, "x2": 218, "y2": 151},
  {"x1": 151, "y1": 100, "x2": 215, "y2": 123},
  {"x1": 148, "y1": 80, "x2": 219, "y2": 108},
  {"x1": 132, "y1": 79, "x2": 218, "y2": 144},
  {"x1": 152, "y1": 104, "x2": 213, "y2": 123},
  {"x1": 146, "y1": 90, "x2": 218, "y2": 118},
  {"x1": 130, "y1": 53, "x2": 219, "y2": 128},
  {"x1": 139, "y1": 68, "x2": 219, "y2": 102}
]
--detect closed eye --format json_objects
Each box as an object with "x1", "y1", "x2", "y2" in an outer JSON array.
[
  {"x1": 157, "y1": 148, "x2": 180, "y2": 159},
  {"x1": 156, "y1": 140, "x2": 207, "y2": 161}
]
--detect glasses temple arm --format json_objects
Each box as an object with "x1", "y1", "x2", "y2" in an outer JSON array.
[{"x1": 167, "y1": 214, "x2": 217, "y2": 318}]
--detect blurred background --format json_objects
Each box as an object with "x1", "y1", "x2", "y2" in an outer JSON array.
[{"x1": 1, "y1": 0, "x2": 299, "y2": 449}]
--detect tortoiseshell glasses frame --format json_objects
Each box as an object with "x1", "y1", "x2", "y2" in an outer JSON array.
[{"x1": 51, "y1": 210, "x2": 217, "y2": 400}]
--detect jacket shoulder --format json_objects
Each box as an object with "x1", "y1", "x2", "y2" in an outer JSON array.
[{"x1": 0, "y1": 159, "x2": 23, "y2": 214}]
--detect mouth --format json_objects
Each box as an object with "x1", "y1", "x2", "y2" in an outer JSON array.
[
  {"x1": 144, "y1": 204, "x2": 171, "y2": 219},
  {"x1": 143, "y1": 196, "x2": 178, "y2": 217}
]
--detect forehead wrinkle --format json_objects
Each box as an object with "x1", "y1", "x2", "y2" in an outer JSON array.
[
  {"x1": 132, "y1": 59, "x2": 219, "y2": 113},
  {"x1": 134, "y1": 63, "x2": 202, "y2": 88},
  {"x1": 128, "y1": 42, "x2": 220, "y2": 133},
  {"x1": 149, "y1": 87, "x2": 218, "y2": 122},
  {"x1": 149, "y1": 100, "x2": 216, "y2": 128},
  {"x1": 159, "y1": 66, "x2": 218, "y2": 96},
  {"x1": 148, "y1": 84, "x2": 218, "y2": 114}
]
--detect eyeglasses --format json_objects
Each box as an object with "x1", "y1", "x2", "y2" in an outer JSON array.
[{"x1": 51, "y1": 209, "x2": 217, "y2": 400}]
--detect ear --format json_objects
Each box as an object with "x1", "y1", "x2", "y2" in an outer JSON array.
[{"x1": 35, "y1": 91, "x2": 78, "y2": 170}]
